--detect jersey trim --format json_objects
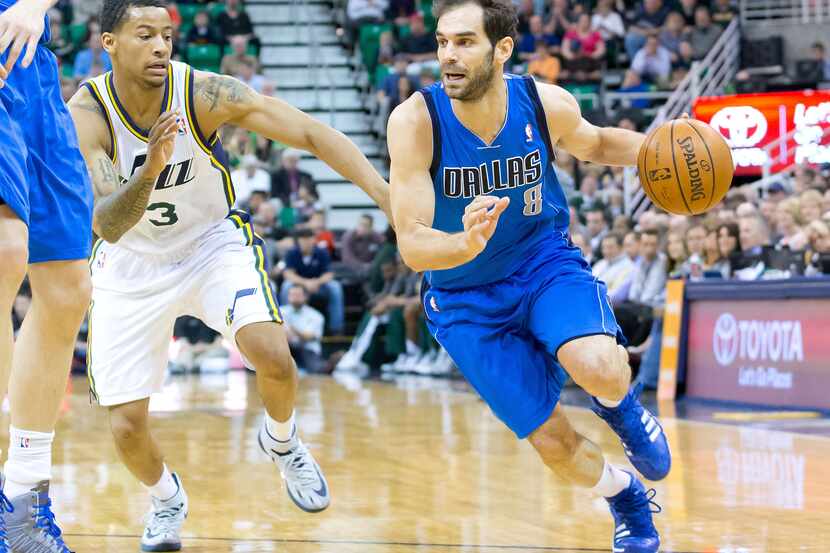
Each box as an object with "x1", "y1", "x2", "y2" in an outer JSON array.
[
  {"x1": 184, "y1": 65, "x2": 215, "y2": 155},
  {"x1": 419, "y1": 90, "x2": 442, "y2": 179},
  {"x1": 104, "y1": 65, "x2": 174, "y2": 142},
  {"x1": 211, "y1": 139, "x2": 237, "y2": 208},
  {"x1": 86, "y1": 298, "x2": 99, "y2": 404},
  {"x1": 84, "y1": 82, "x2": 117, "y2": 164},
  {"x1": 253, "y1": 234, "x2": 282, "y2": 323},
  {"x1": 522, "y1": 76, "x2": 556, "y2": 161}
]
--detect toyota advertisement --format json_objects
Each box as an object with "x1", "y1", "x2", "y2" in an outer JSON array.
[
  {"x1": 693, "y1": 90, "x2": 830, "y2": 176},
  {"x1": 686, "y1": 299, "x2": 830, "y2": 409}
]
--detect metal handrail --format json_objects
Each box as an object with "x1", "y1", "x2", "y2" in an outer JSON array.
[{"x1": 740, "y1": 0, "x2": 830, "y2": 25}]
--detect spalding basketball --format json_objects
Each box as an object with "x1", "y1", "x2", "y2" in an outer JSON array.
[{"x1": 637, "y1": 118, "x2": 733, "y2": 215}]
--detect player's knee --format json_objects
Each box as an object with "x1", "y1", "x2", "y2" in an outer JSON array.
[
  {"x1": 109, "y1": 406, "x2": 149, "y2": 446},
  {"x1": 256, "y1": 340, "x2": 296, "y2": 382},
  {"x1": 36, "y1": 264, "x2": 91, "y2": 319},
  {"x1": 562, "y1": 338, "x2": 629, "y2": 400}
]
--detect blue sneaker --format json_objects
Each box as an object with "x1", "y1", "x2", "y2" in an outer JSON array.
[
  {"x1": 591, "y1": 383, "x2": 671, "y2": 481},
  {"x1": 0, "y1": 475, "x2": 12, "y2": 552},
  {"x1": 7, "y1": 480, "x2": 74, "y2": 552},
  {"x1": 606, "y1": 473, "x2": 661, "y2": 553}
]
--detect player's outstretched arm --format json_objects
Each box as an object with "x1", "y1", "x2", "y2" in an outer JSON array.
[
  {"x1": 68, "y1": 87, "x2": 179, "y2": 243},
  {"x1": 388, "y1": 95, "x2": 509, "y2": 273},
  {"x1": 536, "y1": 81, "x2": 645, "y2": 167},
  {"x1": 0, "y1": 0, "x2": 58, "y2": 84},
  {"x1": 191, "y1": 71, "x2": 391, "y2": 222}
]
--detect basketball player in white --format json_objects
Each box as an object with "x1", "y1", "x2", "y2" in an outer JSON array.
[{"x1": 67, "y1": 1, "x2": 390, "y2": 550}]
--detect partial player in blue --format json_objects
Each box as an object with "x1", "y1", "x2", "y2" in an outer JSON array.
[
  {"x1": 388, "y1": 1, "x2": 669, "y2": 552},
  {"x1": 0, "y1": 1, "x2": 93, "y2": 551}
]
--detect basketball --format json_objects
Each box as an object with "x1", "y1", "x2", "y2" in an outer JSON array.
[{"x1": 637, "y1": 118, "x2": 734, "y2": 215}]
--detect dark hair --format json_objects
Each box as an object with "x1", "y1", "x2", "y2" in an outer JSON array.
[
  {"x1": 433, "y1": 0, "x2": 518, "y2": 46},
  {"x1": 717, "y1": 222, "x2": 740, "y2": 254},
  {"x1": 101, "y1": 0, "x2": 168, "y2": 33},
  {"x1": 642, "y1": 228, "x2": 661, "y2": 240},
  {"x1": 294, "y1": 228, "x2": 314, "y2": 239},
  {"x1": 289, "y1": 284, "x2": 308, "y2": 295}
]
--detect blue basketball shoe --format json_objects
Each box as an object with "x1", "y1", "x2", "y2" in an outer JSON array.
[
  {"x1": 591, "y1": 383, "x2": 671, "y2": 481},
  {"x1": 606, "y1": 473, "x2": 661, "y2": 553},
  {"x1": 0, "y1": 475, "x2": 11, "y2": 552}
]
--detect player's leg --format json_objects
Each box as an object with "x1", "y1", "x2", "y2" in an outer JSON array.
[
  {"x1": 528, "y1": 404, "x2": 660, "y2": 553},
  {"x1": 528, "y1": 262, "x2": 671, "y2": 482},
  {"x1": 193, "y1": 229, "x2": 329, "y2": 513},
  {"x1": 0, "y1": 207, "x2": 28, "y2": 407}
]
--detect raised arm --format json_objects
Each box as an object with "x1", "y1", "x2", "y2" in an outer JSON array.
[
  {"x1": 192, "y1": 71, "x2": 391, "y2": 222},
  {"x1": 0, "y1": 0, "x2": 58, "y2": 81},
  {"x1": 67, "y1": 86, "x2": 178, "y2": 243},
  {"x1": 537, "y1": 82, "x2": 645, "y2": 166},
  {"x1": 387, "y1": 95, "x2": 508, "y2": 273}
]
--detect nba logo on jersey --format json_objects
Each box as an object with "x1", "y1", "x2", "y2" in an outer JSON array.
[
  {"x1": 18, "y1": 437, "x2": 30, "y2": 448},
  {"x1": 525, "y1": 123, "x2": 533, "y2": 142},
  {"x1": 97, "y1": 251, "x2": 106, "y2": 269},
  {"x1": 176, "y1": 116, "x2": 187, "y2": 136}
]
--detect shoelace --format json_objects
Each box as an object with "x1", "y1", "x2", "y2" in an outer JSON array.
[
  {"x1": 147, "y1": 503, "x2": 184, "y2": 534},
  {"x1": 33, "y1": 499, "x2": 73, "y2": 551},
  {"x1": 613, "y1": 487, "x2": 662, "y2": 537},
  {"x1": 0, "y1": 493, "x2": 12, "y2": 543},
  {"x1": 284, "y1": 444, "x2": 321, "y2": 488}
]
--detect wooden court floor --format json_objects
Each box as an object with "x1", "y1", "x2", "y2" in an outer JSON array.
[{"x1": 18, "y1": 371, "x2": 830, "y2": 552}]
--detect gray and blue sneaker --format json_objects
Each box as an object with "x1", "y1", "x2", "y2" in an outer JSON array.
[
  {"x1": 258, "y1": 423, "x2": 330, "y2": 513},
  {"x1": 7, "y1": 480, "x2": 74, "y2": 552},
  {"x1": 141, "y1": 473, "x2": 188, "y2": 552}
]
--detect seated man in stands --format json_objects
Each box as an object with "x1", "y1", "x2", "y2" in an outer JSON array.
[
  {"x1": 630, "y1": 35, "x2": 672, "y2": 85},
  {"x1": 281, "y1": 229, "x2": 345, "y2": 335},
  {"x1": 624, "y1": 0, "x2": 670, "y2": 58},
  {"x1": 517, "y1": 15, "x2": 560, "y2": 63},
  {"x1": 399, "y1": 13, "x2": 439, "y2": 76},
  {"x1": 282, "y1": 285, "x2": 326, "y2": 373},
  {"x1": 561, "y1": 13, "x2": 605, "y2": 81},
  {"x1": 186, "y1": 10, "x2": 222, "y2": 46},
  {"x1": 220, "y1": 34, "x2": 260, "y2": 76},
  {"x1": 271, "y1": 149, "x2": 316, "y2": 206},
  {"x1": 685, "y1": 5, "x2": 721, "y2": 60},
  {"x1": 341, "y1": 214, "x2": 385, "y2": 278},
  {"x1": 592, "y1": 232, "x2": 636, "y2": 305}
]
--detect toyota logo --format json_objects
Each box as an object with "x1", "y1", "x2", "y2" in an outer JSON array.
[
  {"x1": 709, "y1": 106, "x2": 768, "y2": 148},
  {"x1": 713, "y1": 313, "x2": 739, "y2": 366}
]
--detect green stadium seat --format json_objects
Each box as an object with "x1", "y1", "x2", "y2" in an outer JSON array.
[
  {"x1": 374, "y1": 64, "x2": 391, "y2": 89},
  {"x1": 178, "y1": 23, "x2": 192, "y2": 42},
  {"x1": 563, "y1": 83, "x2": 599, "y2": 111},
  {"x1": 358, "y1": 23, "x2": 392, "y2": 77},
  {"x1": 209, "y1": 3, "x2": 226, "y2": 21},
  {"x1": 222, "y1": 43, "x2": 258, "y2": 57},
  {"x1": 187, "y1": 43, "x2": 221, "y2": 73},
  {"x1": 68, "y1": 23, "x2": 87, "y2": 46},
  {"x1": 178, "y1": 4, "x2": 202, "y2": 26}
]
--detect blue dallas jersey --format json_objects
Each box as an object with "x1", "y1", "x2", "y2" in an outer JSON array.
[{"x1": 421, "y1": 74, "x2": 573, "y2": 289}]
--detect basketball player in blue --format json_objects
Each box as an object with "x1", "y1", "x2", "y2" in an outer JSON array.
[
  {"x1": 388, "y1": 1, "x2": 670, "y2": 551},
  {"x1": 0, "y1": 1, "x2": 94, "y2": 551}
]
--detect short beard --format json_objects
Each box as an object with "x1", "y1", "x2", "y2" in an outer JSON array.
[{"x1": 446, "y1": 50, "x2": 496, "y2": 102}]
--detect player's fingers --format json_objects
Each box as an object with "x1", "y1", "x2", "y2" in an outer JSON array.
[
  {"x1": 465, "y1": 195, "x2": 497, "y2": 214},
  {"x1": 486, "y1": 197, "x2": 511, "y2": 220},
  {"x1": 149, "y1": 112, "x2": 178, "y2": 141},
  {"x1": 3, "y1": 34, "x2": 26, "y2": 76},
  {"x1": 20, "y1": 34, "x2": 38, "y2": 68}
]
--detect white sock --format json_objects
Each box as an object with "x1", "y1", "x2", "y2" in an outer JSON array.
[
  {"x1": 597, "y1": 397, "x2": 622, "y2": 408},
  {"x1": 266, "y1": 410, "x2": 296, "y2": 443},
  {"x1": 4, "y1": 426, "x2": 53, "y2": 498},
  {"x1": 144, "y1": 464, "x2": 179, "y2": 501},
  {"x1": 590, "y1": 461, "x2": 631, "y2": 498},
  {"x1": 405, "y1": 340, "x2": 419, "y2": 355}
]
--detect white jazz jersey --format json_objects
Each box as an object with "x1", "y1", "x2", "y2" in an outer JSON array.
[
  {"x1": 84, "y1": 62, "x2": 282, "y2": 406},
  {"x1": 84, "y1": 61, "x2": 236, "y2": 257}
]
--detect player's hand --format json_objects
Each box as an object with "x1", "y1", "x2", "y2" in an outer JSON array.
[
  {"x1": 145, "y1": 110, "x2": 180, "y2": 176},
  {"x1": 0, "y1": 0, "x2": 49, "y2": 86},
  {"x1": 462, "y1": 195, "x2": 510, "y2": 257}
]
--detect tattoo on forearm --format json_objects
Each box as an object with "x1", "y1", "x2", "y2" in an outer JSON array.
[
  {"x1": 93, "y1": 158, "x2": 157, "y2": 241},
  {"x1": 195, "y1": 75, "x2": 253, "y2": 112}
]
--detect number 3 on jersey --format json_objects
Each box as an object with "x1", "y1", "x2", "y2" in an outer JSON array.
[
  {"x1": 147, "y1": 202, "x2": 178, "y2": 226},
  {"x1": 523, "y1": 183, "x2": 543, "y2": 216}
]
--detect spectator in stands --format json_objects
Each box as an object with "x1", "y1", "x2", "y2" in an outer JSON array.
[
  {"x1": 561, "y1": 13, "x2": 605, "y2": 81},
  {"x1": 810, "y1": 42, "x2": 830, "y2": 80},
  {"x1": 617, "y1": 70, "x2": 652, "y2": 109},
  {"x1": 685, "y1": 5, "x2": 721, "y2": 60},
  {"x1": 710, "y1": 0, "x2": 736, "y2": 28},
  {"x1": 623, "y1": 231, "x2": 640, "y2": 263},
  {"x1": 518, "y1": 15, "x2": 560, "y2": 62},
  {"x1": 678, "y1": 0, "x2": 698, "y2": 27},
  {"x1": 605, "y1": 188, "x2": 624, "y2": 219},
  {"x1": 800, "y1": 189, "x2": 824, "y2": 223},
  {"x1": 283, "y1": 285, "x2": 326, "y2": 373},
  {"x1": 615, "y1": 229, "x2": 665, "y2": 350},
  {"x1": 516, "y1": 0, "x2": 534, "y2": 35},
  {"x1": 187, "y1": 11, "x2": 222, "y2": 46},
  {"x1": 702, "y1": 225, "x2": 727, "y2": 275},
  {"x1": 271, "y1": 149, "x2": 315, "y2": 206},
  {"x1": 585, "y1": 206, "x2": 609, "y2": 256},
  {"x1": 342, "y1": 214, "x2": 384, "y2": 277},
  {"x1": 659, "y1": 12, "x2": 687, "y2": 66},
  {"x1": 46, "y1": 9, "x2": 74, "y2": 61},
  {"x1": 774, "y1": 199, "x2": 808, "y2": 250},
  {"x1": 571, "y1": 174, "x2": 604, "y2": 216},
  {"x1": 377, "y1": 30, "x2": 396, "y2": 66},
  {"x1": 218, "y1": 0, "x2": 261, "y2": 52},
  {"x1": 666, "y1": 230, "x2": 688, "y2": 275},
  {"x1": 232, "y1": 154, "x2": 271, "y2": 208},
  {"x1": 387, "y1": 0, "x2": 416, "y2": 26},
  {"x1": 345, "y1": 0, "x2": 389, "y2": 49},
  {"x1": 294, "y1": 182, "x2": 323, "y2": 224},
  {"x1": 418, "y1": 66, "x2": 437, "y2": 86},
  {"x1": 527, "y1": 42, "x2": 561, "y2": 83},
  {"x1": 570, "y1": 230, "x2": 593, "y2": 264},
  {"x1": 624, "y1": 0, "x2": 670, "y2": 58},
  {"x1": 739, "y1": 214, "x2": 771, "y2": 256},
  {"x1": 73, "y1": 31, "x2": 111, "y2": 79},
  {"x1": 220, "y1": 35, "x2": 259, "y2": 77},
  {"x1": 592, "y1": 232, "x2": 635, "y2": 304},
  {"x1": 717, "y1": 222, "x2": 739, "y2": 270},
  {"x1": 306, "y1": 210, "x2": 336, "y2": 255},
  {"x1": 569, "y1": 205, "x2": 586, "y2": 236},
  {"x1": 378, "y1": 55, "x2": 418, "y2": 108},
  {"x1": 591, "y1": 0, "x2": 625, "y2": 44},
  {"x1": 631, "y1": 35, "x2": 672, "y2": 84},
  {"x1": 281, "y1": 228, "x2": 345, "y2": 335},
  {"x1": 235, "y1": 58, "x2": 267, "y2": 93},
  {"x1": 543, "y1": 0, "x2": 573, "y2": 45},
  {"x1": 399, "y1": 13, "x2": 439, "y2": 76}
]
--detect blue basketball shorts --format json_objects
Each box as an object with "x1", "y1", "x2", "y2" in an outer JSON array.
[
  {"x1": 0, "y1": 37, "x2": 93, "y2": 263},
  {"x1": 422, "y1": 246, "x2": 624, "y2": 439}
]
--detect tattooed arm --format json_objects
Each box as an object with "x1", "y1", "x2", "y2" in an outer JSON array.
[
  {"x1": 192, "y1": 71, "x2": 392, "y2": 223},
  {"x1": 68, "y1": 87, "x2": 180, "y2": 243}
]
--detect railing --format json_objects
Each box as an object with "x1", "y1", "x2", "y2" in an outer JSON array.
[
  {"x1": 623, "y1": 18, "x2": 741, "y2": 217},
  {"x1": 294, "y1": 0, "x2": 337, "y2": 124},
  {"x1": 744, "y1": 124, "x2": 830, "y2": 194},
  {"x1": 740, "y1": 0, "x2": 830, "y2": 24}
]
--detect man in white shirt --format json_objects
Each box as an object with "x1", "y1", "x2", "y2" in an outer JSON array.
[
  {"x1": 631, "y1": 35, "x2": 672, "y2": 83},
  {"x1": 282, "y1": 285, "x2": 326, "y2": 372},
  {"x1": 592, "y1": 232, "x2": 635, "y2": 304},
  {"x1": 231, "y1": 154, "x2": 271, "y2": 208}
]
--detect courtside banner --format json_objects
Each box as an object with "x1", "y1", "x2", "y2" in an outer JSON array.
[
  {"x1": 686, "y1": 299, "x2": 830, "y2": 409},
  {"x1": 692, "y1": 90, "x2": 830, "y2": 176}
]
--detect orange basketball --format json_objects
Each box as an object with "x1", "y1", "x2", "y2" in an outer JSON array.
[{"x1": 637, "y1": 118, "x2": 734, "y2": 215}]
